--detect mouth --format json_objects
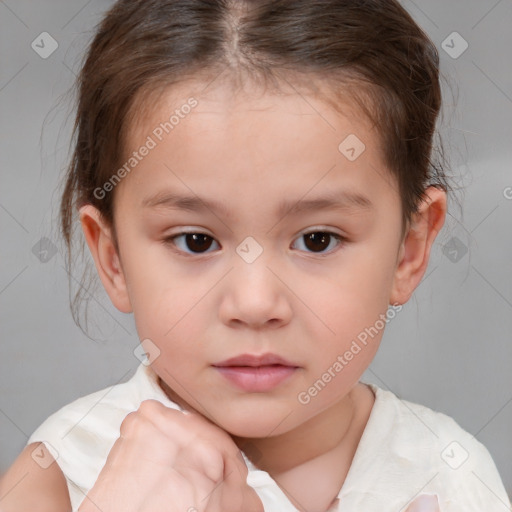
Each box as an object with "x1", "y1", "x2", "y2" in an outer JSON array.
[{"x1": 212, "y1": 353, "x2": 299, "y2": 392}]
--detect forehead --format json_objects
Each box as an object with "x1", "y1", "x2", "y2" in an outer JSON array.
[
  {"x1": 125, "y1": 73, "x2": 377, "y2": 156},
  {"x1": 116, "y1": 76, "x2": 398, "y2": 218}
]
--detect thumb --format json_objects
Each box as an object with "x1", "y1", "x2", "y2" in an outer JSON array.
[
  {"x1": 242, "y1": 485, "x2": 265, "y2": 512},
  {"x1": 405, "y1": 494, "x2": 441, "y2": 512},
  {"x1": 326, "y1": 497, "x2": 340, "y2": 511}
]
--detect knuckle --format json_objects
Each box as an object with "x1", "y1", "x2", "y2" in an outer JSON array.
[
  {"x1": 120, "y1": 399, "x2": 163, "y2": 437},
  {"x1": 119, "y1": 410, "x2": 138, "y2": 436},
  {"x1": 120, "y1": 400, "x2": 186, "y2": 439},
  {"x1": 186, "y1": 440, "x2": 225, "y2": 482},
  {"x1": 137, "y1": 398, "x2": 164, "y2": 416},
  {"x1": 187, "y1": 415, "x2": 229, "y2": 441},
  {"x1": 119, "y1": 404, "x2": 157, "y2": 437},
  {"x1": 197, "y1": 441, "x2": 224, "y2": 464}
]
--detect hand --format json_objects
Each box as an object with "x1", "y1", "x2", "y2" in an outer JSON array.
[
  {"x1": 405, "y1": 494, "x2": 441, "y2": 512},
  {"x1": 78, "y1": 399, "x2": 264, "y2": 512},
  {"x1": 325, "y1": 493, "x2": 440, "y2": 511}
]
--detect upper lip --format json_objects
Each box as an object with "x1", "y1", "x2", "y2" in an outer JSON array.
[{"x1": 213, "y1": 353, "x2": 298, "y2": 367}]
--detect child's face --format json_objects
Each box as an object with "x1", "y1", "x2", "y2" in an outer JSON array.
[{"x1": 99, "y1": 79, "x2": 407, "y2": 437}]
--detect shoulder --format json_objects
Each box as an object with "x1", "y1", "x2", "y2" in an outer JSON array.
[
  {"x1": 27, "y1": 363, "x2": 176, "y2": 442},
  {"x1": 382, "y1": 386, "x2": 496, "y2": 469},
  {"x1": 364, "y1": 384, "x2": 511, "y2": 511},
  {"x1": 27, "y1": 364, "x2": 146, "y2": 453},
  {"x1": 0, "y1": 443, "x2": 71, "y2": 512},
  {"x1": 24, "y1": 363, "x2": 180, "y2": 509}
]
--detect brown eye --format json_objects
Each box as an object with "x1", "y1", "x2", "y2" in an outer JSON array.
[
  {"x1": 165, "y1": 232, "x2": 219, "y2": 255},
  {"x1": 293, "y1": 231, "x2": 344, "y2": 254}
]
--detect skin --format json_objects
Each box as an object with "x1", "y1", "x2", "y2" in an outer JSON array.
[{"x1": 78, "y1": 75, "x2": 446, "y2": 511}]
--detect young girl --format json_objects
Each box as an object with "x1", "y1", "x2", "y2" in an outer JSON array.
[{"x1": 1, "y1": 0, "x2": 510, "y2": 511}]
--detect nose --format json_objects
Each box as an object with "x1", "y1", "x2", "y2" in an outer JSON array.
[{"x1": 218, "y1": 247, "x2": 293, "y2": 330}]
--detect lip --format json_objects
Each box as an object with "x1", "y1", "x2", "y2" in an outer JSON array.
[
  {"x1": 213, "y1": 353, "x2": 297, "y2": 368},
  {"x1": 213, "y1": 353, "x2": 299, "y2": 392}
]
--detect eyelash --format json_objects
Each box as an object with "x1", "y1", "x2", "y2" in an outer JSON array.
[{"x1": 162, "y1": 229, "x2": 346, "y2": 257}]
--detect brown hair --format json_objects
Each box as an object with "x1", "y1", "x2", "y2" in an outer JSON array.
[{"x1": 60, "y1": 0, "x2": 450, "y2": 332}]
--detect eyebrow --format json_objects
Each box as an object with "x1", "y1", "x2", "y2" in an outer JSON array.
[{"x1": 142, "y1": 189, "x2": 373, "y2": 217}]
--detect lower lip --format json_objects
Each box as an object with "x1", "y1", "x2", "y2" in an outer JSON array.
[{"x1": 214, "y1": 365, "x2": 297, "y2": 392}]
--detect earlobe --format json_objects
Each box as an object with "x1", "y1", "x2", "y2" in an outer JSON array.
[
  {"x1": 79, "y1": 204, "x2": 133, "y2": 313},
  {"x1": 390, "y1": 187, "x2": 447, "y2": 305}
]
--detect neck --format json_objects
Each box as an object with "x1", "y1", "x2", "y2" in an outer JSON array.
[
  {"x1": 231, "y1": 388, "x2": 357, "y2": 475},
  {"x1": 157, "y1": 373, "x2": 373, "y2": 483}
]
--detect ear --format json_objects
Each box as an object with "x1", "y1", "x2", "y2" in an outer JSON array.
[
  {"x1": 390, "y1": 186, "x2": 447, "y2": 305},
  {"x1": 79, "y1": 204, "x2": 133, "y2": 313}
]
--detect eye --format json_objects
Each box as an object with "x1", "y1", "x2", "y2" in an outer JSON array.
[
  {"x1": 164, "y1": 232, "x2": 220, "y2": 255},
  {"x1": 164, "y1": 229, "x2": 345, "y2": 256},
  {"x1": 292, "y1": 230, "x2": 345, "y2": 255}
]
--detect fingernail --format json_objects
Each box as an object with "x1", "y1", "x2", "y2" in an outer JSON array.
[{"x1": 407, "y1": 494, "x2": 440, "y2": 512}]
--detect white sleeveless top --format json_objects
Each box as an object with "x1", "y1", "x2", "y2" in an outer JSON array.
[{"x1": 27, "y1": 363, "x2": 510, "y2": 511}]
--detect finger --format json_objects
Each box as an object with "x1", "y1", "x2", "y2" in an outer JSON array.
[
  {"x1": 405, "y1": 494, "x2": 441, "y2": 512},
  {"x1": 134, "y1": 400, "x2": 215, "y2": 446},
  {"x1": 211, "y1": 449, "x2": 263, "y2": 512},
  {"x1": 240, "y1": 485, "x2": 265, "y2": 512},
  {"x1": 176, "y1": 439, "x2": 225, "y2": 484},
  {"x1": 326, "y1": 497, "x2": 340, "y2": 511}
]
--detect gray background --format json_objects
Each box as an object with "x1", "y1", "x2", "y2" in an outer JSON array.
[{"x1": 1, "y1": 0, "x2": 511, "y2": 503}]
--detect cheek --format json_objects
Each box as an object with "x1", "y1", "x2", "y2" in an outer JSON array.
[
  {"x1": 299, "y1": 251, "x2": 395, "y2": 336},
  {"x1": 132, "y1": 282, "x2": 207, "y2": 348},
  {"x1": 121, "y1": 244, "x2": 207, "y2": 344},
  {"x1": 295, "y1": 288, "x2": 386, "y2": 409},
  {"x1": 302, "y1": 291, "x2": 384, "y2": 387},
  {"x1": 293, "y1": 247, "x2": 397, "y2": 385}
]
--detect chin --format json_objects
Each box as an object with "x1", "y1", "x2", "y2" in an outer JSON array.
[
  {"x1": 212, "y1": 404, "x2": 302, "y2": 439},
  {"x1": 223, "y1": 421, "x2": 280, "y2": 439}
]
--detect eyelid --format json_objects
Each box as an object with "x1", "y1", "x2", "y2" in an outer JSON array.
[
  {"x1": 162, "y1": 236, "x2": 216, "y2": 261},
  {"x1": 167, "y1": 226, "x2": 214, "y2": 235},
  {"x1": 297, "y1": 225, "x2": 345, "y2": 236},
  {"x1": 165, "y1": 226, "x2": 345, "y2": 241},
  {"x1": 163, "y1": 226, "x2": 347, "y2": 258},
  {"x1": 292, "y1": 228, "x2": 346, "y2": 256}
]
